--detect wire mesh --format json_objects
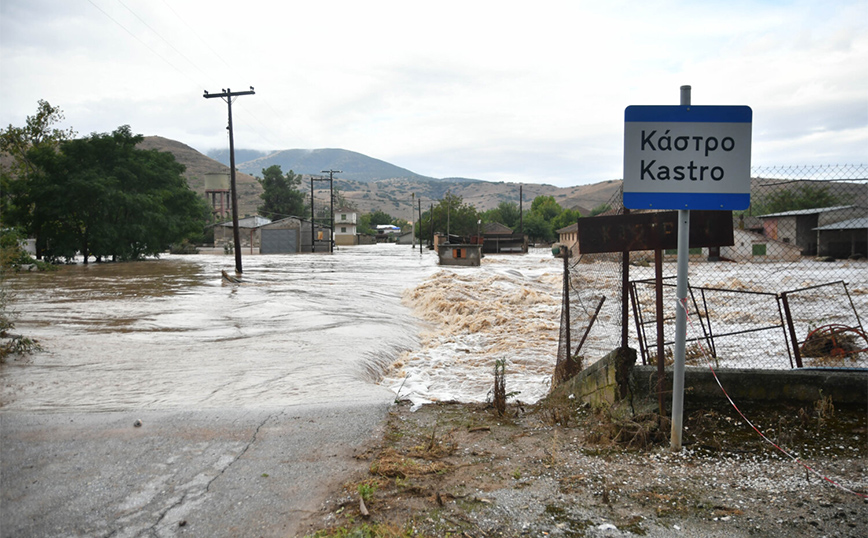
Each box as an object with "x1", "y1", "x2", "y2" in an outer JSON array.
[{"x1": 558, "y1": 165, "x2": 868, "y2": 372}]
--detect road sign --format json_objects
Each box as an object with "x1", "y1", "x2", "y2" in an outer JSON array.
[
  {"x1": 623, "y1": 105, "x2": 752, "y2": 210},
  {"x1": 576, "y1": 210, "x2": 734, "y2": 254}
]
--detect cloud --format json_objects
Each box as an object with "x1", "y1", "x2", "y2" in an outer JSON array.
[{"x1": 2, "y1": 0, "x2": 865, "y2": 187}]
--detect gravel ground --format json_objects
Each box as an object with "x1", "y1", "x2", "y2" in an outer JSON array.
[{"x1": 300, "y1": 399, "x2": 868, "y2": 538}]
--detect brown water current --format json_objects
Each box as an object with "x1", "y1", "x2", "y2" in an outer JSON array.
[{"x1": 1, "y1": 245, "x2": 438, "y2": 412}]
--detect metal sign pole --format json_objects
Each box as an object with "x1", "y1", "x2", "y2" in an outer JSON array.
[{"x1": 670, "y1": 85, "x2": 691, "y2": 451}]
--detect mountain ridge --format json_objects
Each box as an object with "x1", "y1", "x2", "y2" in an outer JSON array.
[{"x1": 145, "y1": 137, "x2": 621, "y2": 218}]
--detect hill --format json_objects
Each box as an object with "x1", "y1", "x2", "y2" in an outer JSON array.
[
  {"x1": 141, "y1": 137, "x2": 622, "y2": 220},
  {"x1": 138, "y1": 136, "x2": 263, "y2": 217},
  {"x1": 214, "y1": 147, "x2": 439, "y2": 183}
]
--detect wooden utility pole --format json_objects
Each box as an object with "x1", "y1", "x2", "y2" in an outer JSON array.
[
  {"x1": 321, "y1": 170, "x2": 341, "y2": 253},
  {"x1": 203, "y1": 87, "x2": 255, "y2": 274}
]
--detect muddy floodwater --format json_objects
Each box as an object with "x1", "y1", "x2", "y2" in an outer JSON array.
[
  {"x1": 4, "y1": 245, "x2": 866, "y2": 413},
  {"x1": 1, "y1": 245, "x2": 439, "y2": 412}
]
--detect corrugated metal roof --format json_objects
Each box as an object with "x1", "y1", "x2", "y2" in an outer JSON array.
[
  {"x1": 813, "y1": 217, "x2": 868, "y2": 231},
  {"x1": 759, "y1": 205, "x2": 853, "y2": 218},
  {"x1": 219, "y1": 216, "x2": 272, "y2": 228}
]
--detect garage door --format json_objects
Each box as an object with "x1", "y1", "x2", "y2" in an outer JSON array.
[{"x1": 260, "y1": 228, "x2": 298, "y2": 254}]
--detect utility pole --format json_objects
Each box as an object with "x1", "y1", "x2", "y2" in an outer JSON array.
[
  {"x1": 519, "y1": 184, "x2": 523, "y2": 234},
  {"x1": 321, "y1": 170, "x2": 341, "y2": 253},
  {"x1": 418, "y1": 197, "x2": 422, "y2": 254},
  {"x1": 203, "y1": 87, "x2": 255, "y2": 274},
  {"x1": 411, "y1": 193, "x2": 416, "y2": 250},
  {"x1": 310, "y1": 176, "x2": 315, "y2": 252}
]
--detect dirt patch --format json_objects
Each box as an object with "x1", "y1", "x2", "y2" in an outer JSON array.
[{"x1": 300, "y1": 398, "x2": 867, "y2": 537}]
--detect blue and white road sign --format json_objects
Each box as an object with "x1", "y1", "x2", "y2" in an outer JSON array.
[{"x1": 623, "y1": 105, "x2": 752, "y2": 210}]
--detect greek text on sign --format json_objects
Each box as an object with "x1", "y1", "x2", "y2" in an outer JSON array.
[{"x1": 623, "y1": 105, "x2": 752, "y2": 210}]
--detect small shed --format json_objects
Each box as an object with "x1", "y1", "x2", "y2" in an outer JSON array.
[
  {"x1": 213, "y1": 216, "x2": 272, "y2": 250},
  {"x1": 438, "y1": 244, "x2": 482, "y2": 266},
  {"x1": 482, "y1": 222, "x2": 528, "y2": 254},
  {"x1": 813, "y1": 216, "x2": 868, "y2": 258},
  {"x1": 259, "y1": 217, "x2": 330, "y2": 253}
]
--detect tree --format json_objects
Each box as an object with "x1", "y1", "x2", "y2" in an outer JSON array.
[
  {"x1": 419, "y1": 193, "x2": 480, "y2": 239},
  {"x1": 589, "y1": 203, "x2": 611, "y2": 217},
  {"x1": 257, "y1": 165, "x2": 305, "y2": 220},
  {"x1": 481, "y1": 201, "x2": 520, "y2": 229},
  {"x1": 551, "y1": 208, "x2": 583, "y2": 233},
  {"x1": 523, "y1": 195, "x2": 566, "y2": 243},
  {"x1": 1, "y1": 101, "x2": 76, "y2": 239},
  {"x1": 522, "y1": 211, "x2": 555, "y2": 243},
  {"x1": 530, "y1": 195, "x2": 562, "y2": 221},
  {"x1": 358, "y1": 209, "x2": 395, "y2": 235},
  {"x1": 5, "y1": 125, "x2": 209, "y2": 263},
  {"x1": 752, "y1": 184, "x2": 841, "y2": 215}
]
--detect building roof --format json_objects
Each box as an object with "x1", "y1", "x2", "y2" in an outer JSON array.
[
  {"x1": 219, "y1": 216, "x2": 272, "y2": 228},
  {"x1": 759, "y1": 205, "x2": 854, "y2": 218},
  {"x1": 813, "y1": 217, "x2": 868, "y2": 231},
  {"x1": 483, "y1": 222, "x2": 513, "y2": 235}
]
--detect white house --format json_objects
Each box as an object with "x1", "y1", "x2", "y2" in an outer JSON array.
[{"x1": 334, "y1": 208, "x2": 359, "y2": 246}]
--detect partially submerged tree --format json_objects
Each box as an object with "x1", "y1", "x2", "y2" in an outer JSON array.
[{"x1": 3, "y1": 119, "x2": 209, "y2": 263}]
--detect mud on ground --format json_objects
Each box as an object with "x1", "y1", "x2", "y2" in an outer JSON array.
[{"x1": 300, "y1": 396, "x2": 867, "y2": 537}]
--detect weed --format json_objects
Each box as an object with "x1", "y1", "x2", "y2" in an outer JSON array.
[
  {"x1": 357, "y1": 481, "x2": 378, "y2": 503},
  {"x1": 493, "y1": 359, "x2": 506, "y2": 416},
  {"x1": 814, "y1": 391, "x2": 835, "y2": 421}
]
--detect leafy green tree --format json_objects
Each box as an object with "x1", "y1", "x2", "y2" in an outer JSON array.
[
  {"x1": 551, "y1": 208, "x2": 583, "y2": 232},
  {"x1": 521, "y1": 195, "x2": 567, "y2": 242},
  {"x1": 257, "y1": 165, "x2": 305, "y2": 220},
  {"x1": 522, "y1": 211, "x2": 555, "y2": 243},
  {"x1": 530, "y1": 195, "x2": 562, "y2": 221},
  {"x1": 417, "y1": 193, "x2": 480, "y2": 240},
  {"x1": 752, "y1": 184, "x2": 841, "y2": 215},
  {"x1": 368, "y1": 209, "x2": 395, "y2": 227},
  {"x1": 357, "y1": 209, "x2": 395, "y2": 235},
  {"x1": 589, "y1": 203, "x2": 611, "y2": 217},
  {"x1": 481, "y1": 201, "x2": 521, "y2": 230},
  {"x1": 1, "y1": 101, "x2": 77, "y2": 250},
  {"x1": 5, "y1": 125, "x2": 209, "y2": 263}
]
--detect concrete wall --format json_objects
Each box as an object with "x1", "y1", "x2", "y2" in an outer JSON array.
[
  {"x1": 551, "y1": 348, "x2": 866, "y2": 411},
  {"x1": 631, "y1": 366, "x2": 867, "y2": 407},
  {"x1": 553, "y1": 348, "x2": 636, "y2": 408}
]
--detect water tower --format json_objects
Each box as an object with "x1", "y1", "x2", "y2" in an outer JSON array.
[{"x1": 204, "y1": 172, "x2": 231, "y2": 219}]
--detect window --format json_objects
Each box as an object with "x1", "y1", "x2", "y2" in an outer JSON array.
[
  {"x1": 453, "y1": 248, "x2": 465, "y2": 259},
  {"x1": 341, "y1": 214, "x2": 347, "y2": 221},
  {"x1": 752, "y1": 244, "x2": 767, "y2": 256},
  {"x1": 341, "y1": 227, "x2": 347, "y2": 233}
]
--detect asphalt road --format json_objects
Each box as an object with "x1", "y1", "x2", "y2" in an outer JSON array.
[{"x1": 1, "y1": 401, "x2": 391, "y2": 537}]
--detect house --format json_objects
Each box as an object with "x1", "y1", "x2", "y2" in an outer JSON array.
[
  {"x1": 813, "y1": 216, "x2": 868, "y2": 259},
  {"x1": 556, "y1": 222, "x2": 579, "y2": 255},
  {"x1": 482, "y1": 222, "x2": 528, "y2": 254},
  {"x1": 332, "y1": 208, "x2": 357, "y2": 246},
  {"x1": 757, "y1": 206, "x2": 857, "y2": 256},
  {"x1": 720, "y1": 228, "x2": 801, "y2": 262}
]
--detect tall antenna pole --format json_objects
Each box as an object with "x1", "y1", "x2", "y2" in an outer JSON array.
[{"x1": 204, "y1": 87, "x2": 255, "y2": 274}]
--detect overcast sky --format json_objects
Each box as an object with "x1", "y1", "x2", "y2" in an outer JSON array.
[{"x1": 1, "y1": 0, "x2": 866, "y2": 187}]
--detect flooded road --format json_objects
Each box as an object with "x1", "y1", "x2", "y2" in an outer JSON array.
[{"x1": 1, "y1": 245, "x2": 439, "y2": 412}]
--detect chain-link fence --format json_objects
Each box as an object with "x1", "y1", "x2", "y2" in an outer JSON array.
[{"x1": 556, "y1": 165, "x2": 868, "y2": 374}]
